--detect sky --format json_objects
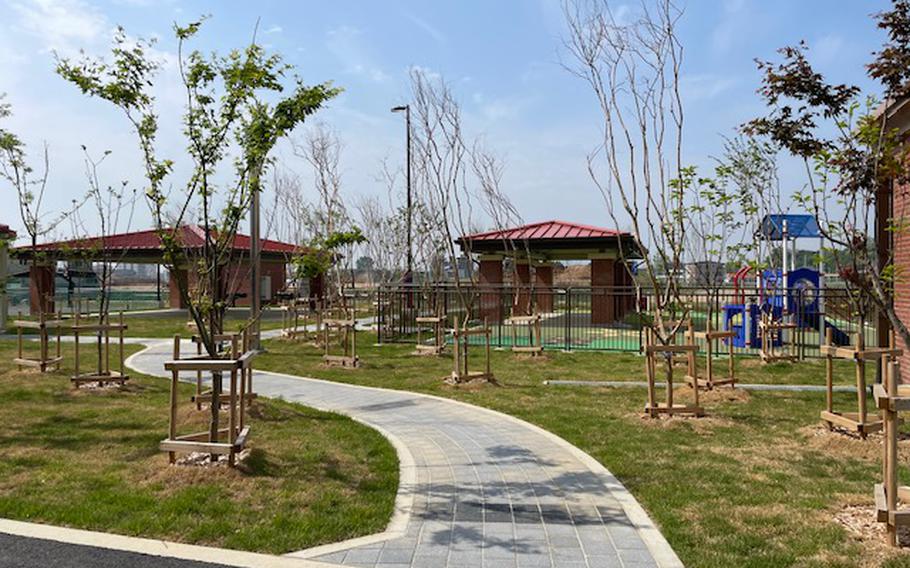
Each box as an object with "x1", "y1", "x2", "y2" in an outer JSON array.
[{"x1": 0, "y1": 0, "x2": 894, "y2": 245}]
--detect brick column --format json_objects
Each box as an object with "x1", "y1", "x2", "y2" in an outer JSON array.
[
  {"x1": 515, "y1": 260, "x2": 531, "y2": 315},
  {"x1": 168, "y1": 267, "x2": 187, "y2": 309},
  {"x1": 591, "y1": 255, "x2": 616, "y2": 325},
  {"x1": 309, "y1": 273, "x2": 324, "y2": 310},
  {"x1": 534, "y1": 262, "x2": 554, "y2": 313},
  {"x1": 29, "y1": 264, "x2": 55, "y2": 316},
  {"x1": 479, "y1": 255, "x2": 503, "y2": 322}
]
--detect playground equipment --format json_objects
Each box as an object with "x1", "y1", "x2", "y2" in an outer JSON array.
[
  {"x1": 644, "y1": 326, "x2": 704, "y2": 417},
  {"x1": 161, "y1": 331, "x2": 256, "y2": 466},
  {"x1": 504, "y1": 313, "x2": 543, "y2": 356},
  {"x1": 322, "y1": 315, "x2": 359, "y2": 368},
  {"x1": 14, "y1": 311, "x2": 65, "y2": 372},
  {"x1": 189, "y1": 334, "x2": 257, "y2": 410},
  {"x1": 449, "y1": 321, "x2": 494, "y2": 383},
  {"x1": 874, "y1": 358, "x2": 909, "y2": 546},
  {"x1": 822, "y1": 329, "x2": 900, "y2": 438},
  {"x1": 723, "y1": 215, "x2": 849, "y2": 354},
  {"x1": 71, "y1": 311, "x2": 129, "y2": 387}
]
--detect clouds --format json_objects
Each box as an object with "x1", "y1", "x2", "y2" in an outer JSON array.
[
  {"x1": 681, "y1": 74, "x2": 738, "y2": 103},
  {"x1": 404, "y1": 13, "x2": 445, "y2": 44},
  {"x1": 326, "y1": 25, "x2": 389, "y2": 83},
  {"x1": 10, "y1": 0, "x2": 107, "y2": 54}
]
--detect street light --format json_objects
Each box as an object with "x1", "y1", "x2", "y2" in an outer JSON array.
[{"x1": 391, "y1": 104, "x2": 413, "y2": 285}]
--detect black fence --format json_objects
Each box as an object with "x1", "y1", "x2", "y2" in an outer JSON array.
[{"x1": 374, "y1": 283, "x2": 878, "y2": 359}]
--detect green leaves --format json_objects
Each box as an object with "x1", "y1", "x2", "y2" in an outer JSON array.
[{"x1": 56, "y1": 18, "x2": 340, "y2": 342}]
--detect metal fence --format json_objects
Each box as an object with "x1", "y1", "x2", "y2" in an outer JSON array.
[{"x1": 375, "y1": 283, "x2": 878, "y2": 359}]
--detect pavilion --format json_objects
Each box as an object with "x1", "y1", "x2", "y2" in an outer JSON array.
[
  {"x1": 456, "y1": 220, "x2": 642, "y2": 323},
  {"x1": 11, "y1": 225, "x2": 305, "y2": 315}
]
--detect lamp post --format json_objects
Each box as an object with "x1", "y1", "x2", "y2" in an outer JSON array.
[{"x1": 391, "y1": 105, "x2": 413, "y2": 284}]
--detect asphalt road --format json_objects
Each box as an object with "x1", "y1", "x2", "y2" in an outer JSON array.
[{"x1": 0, "y1": 533, "x2": 231, "y2": 568}]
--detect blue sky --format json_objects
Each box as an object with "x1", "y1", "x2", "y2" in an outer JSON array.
[{"x1": 0, "y1": 0, "x2": 893, "y2": 242}]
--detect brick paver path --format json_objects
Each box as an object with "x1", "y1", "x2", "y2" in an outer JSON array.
[{"x1": 127, "y1": 339, "x2": 681, "y2": 568}]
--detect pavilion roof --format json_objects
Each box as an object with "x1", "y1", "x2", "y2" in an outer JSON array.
[
  {"x1": 457, "y1": 220, "x2": 641, "y2": 260},
  {"x1": 12, "y1": 225, "x2": 300, "y2": 261},
  {"x1": 459, "y1": 220, "x2": 629, "y2": 242}
]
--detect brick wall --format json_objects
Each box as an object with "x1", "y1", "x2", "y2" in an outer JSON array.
[{"x1": 893, "y1": 180, "x2": 910, "y2": 377}]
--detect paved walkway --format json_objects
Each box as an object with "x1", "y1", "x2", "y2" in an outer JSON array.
[{"x1": 127, "y1": 339, "x2": 681, "y2": 568}]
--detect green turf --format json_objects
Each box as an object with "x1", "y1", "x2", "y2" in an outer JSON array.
[{"x1": 0, "y1": 339, "x2": 398, "y2": 554}]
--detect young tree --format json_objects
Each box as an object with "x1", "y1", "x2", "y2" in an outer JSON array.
[
  {"x1": 57, "y1": 22, "x2": 339, "y2": 451},
  {"x1": 563, "y1": 0, "x2": 688, "y2": 345},
  {"x1": 293, "y1": 124, "x2": 365, "y2": 312},
  {"x1": 1, "y1": 96, "x2": 82, "y2": 314},
  {"x1": 744, "y1": 0, "x2": 910, "y2": 349},
  {"x1": 66, "y1": 147, "x2": 136, "y2": 378}
]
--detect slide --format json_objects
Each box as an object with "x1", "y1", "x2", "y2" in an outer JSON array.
[{"x1": 800, "y1": 312, "x2": 850, "y2": 346}]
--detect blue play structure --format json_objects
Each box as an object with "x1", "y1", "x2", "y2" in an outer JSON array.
[{"x1": 722, "y1": 214, "x2": 850, "y2": 349}]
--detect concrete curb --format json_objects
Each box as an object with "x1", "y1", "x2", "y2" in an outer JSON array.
[
  {"x1": 124, "y1": 342, "x2": 419, "y2": 561},
  {"x1": 0, "y1": 519, "x2": 334, "y2": 568},
  {"x1": 543, "y1": 379, "x2": 857, "y2": 393}
]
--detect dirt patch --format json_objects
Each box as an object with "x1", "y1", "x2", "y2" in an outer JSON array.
[
  {"x1": 699, "y1": 386, "x2": 751, "y2": 405},
  {"x1": 798, "y1": 424, "x2": 910, "y2": 466},
  {"x1": 833, "y1": 501, "x2": 910, "y2": 567}
]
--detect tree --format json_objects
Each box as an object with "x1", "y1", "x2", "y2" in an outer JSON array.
[
  {"x1": 57, "y1": 21, "x2": 339, "y2": 456},
  {"x1": 1, "y1": 96, "x2": 82, "y2": 314},
  {"x1": 744, "y1": 0, "x2": 910, "y2": 350},
  {"x1": 563, "y1": 0, "x2": 688, "y2": 345}
]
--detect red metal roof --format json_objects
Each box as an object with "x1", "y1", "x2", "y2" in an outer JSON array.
[
  {"x1": 13, "y1": 225, "x2": 299, "y2": 255},
  {"x1": 460, "y1": 220, "x2": 628, "y2": 242}
]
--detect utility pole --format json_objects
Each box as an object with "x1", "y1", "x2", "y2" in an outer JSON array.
[{"x1": 391, "y1": 104, "x2": 413, "y2": 283}]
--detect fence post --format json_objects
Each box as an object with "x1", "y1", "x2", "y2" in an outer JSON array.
[
  {"x1": 565, "y1": 287, "x2": 572, "y2": 352},
  {"x1": 377, "y1": 286, "x2": 384, "y2": 345}
]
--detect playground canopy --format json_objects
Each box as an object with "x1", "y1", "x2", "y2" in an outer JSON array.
[{"x1": 758, "y1": 214, "x2": 820, "y2": 240}]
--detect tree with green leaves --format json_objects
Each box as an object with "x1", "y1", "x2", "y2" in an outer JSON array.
[
  {"x1": 745, "y1": 0, "x2": 910, "y2": 349},
  {"x1": 57, "y1": 21, "x2": 339, "y2": 450}
]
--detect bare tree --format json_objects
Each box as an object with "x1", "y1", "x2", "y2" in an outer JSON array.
[
  {"x1": 409, "y1": 68, "x2": 477, "y2": 328},
  {"x1": 1, "y1": 97, "x2": 82, "y2": 314},
  {"x1": 563, "y1": 0, "x2": 688, "y2": 345}
]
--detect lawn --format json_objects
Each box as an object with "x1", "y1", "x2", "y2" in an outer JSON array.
[
  {"x1": 0, "y1": 339, "x2": 398, "y2": 554},
  {"x1": 256, "y1": 333, "x2": 910, "y2": 568}
]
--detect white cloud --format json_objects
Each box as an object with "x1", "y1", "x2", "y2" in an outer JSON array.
[
  {"x1": 326, "y1": 25, "x2": 389, "y2": 83},
  {"x1": 11, "y1": 0, "x2": 107, "y2": 54},
  {"x1": 404, "y1": 13, "x2": 445, "y2": 44},
  {"x1": 681, "y1": 74, "x2": 737, "y2": 102},
  {"x1": 265, "y1": 24, "x2": 283, "y2": 35}
]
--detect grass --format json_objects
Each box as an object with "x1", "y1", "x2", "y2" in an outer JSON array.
[
  {"x1": 256, "y1": 333, "x2": 910, "y2": 568},
  {"x1": 0, "y1": 339, "x2": 398, "y2": 554}
]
